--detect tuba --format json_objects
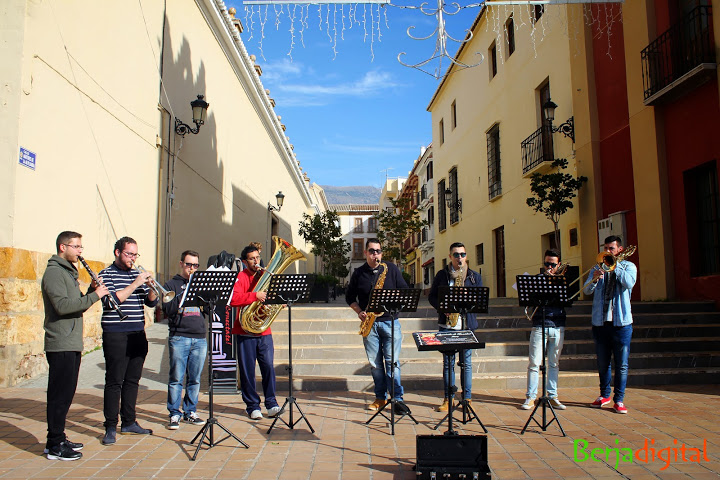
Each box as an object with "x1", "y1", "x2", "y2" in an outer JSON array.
[
  {"x1": 240, "y1": 236, "x2": 306, "y2": 334},
  {"x1": 359, "y1": 262, "x2": 387, "y2": 337}
]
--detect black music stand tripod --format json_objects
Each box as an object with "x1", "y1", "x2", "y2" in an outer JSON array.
[
  {"x1": 265, "y1": 273, "x2": 315, "y2": 434},
  {"x1": 433, "y1": 286, "x2": 489, "y2": 434},
  {"x1": 365, "y1": 288, "x2": 421, "y2": 435},
  {"x1": 517, "y1": 274, "x2": 570, "y2": 437},
  {"x1": 182, "y1": 270, "x2": 250, "y2": 460}
]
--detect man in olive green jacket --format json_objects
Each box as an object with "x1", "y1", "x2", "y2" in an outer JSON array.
[{"x1": 41, "y1": 231, "x2": 108, "y2": 460}]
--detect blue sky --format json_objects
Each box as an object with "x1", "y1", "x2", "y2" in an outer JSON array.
[{"x1": 226, "y1": 1, "x2": 481, "y2": 187}]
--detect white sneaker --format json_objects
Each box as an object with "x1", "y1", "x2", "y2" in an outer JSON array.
[
  {"x1": 249, "y1": 410, "x2": 263, "y2": 420},
  {"x1": 168, "y1": 415, "x2": 181, "y2": 430},
  {"x1": 520, "y1": 398, "x2": 535, "y2": 410},
  {"x1": 267, "y1": 406, "x2": 282, "y2": 417}
]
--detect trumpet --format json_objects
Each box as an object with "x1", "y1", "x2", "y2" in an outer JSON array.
[
  {"x1": 77, "y1": 256, "x2": 128, "y2": 321},
  {"x1": 524, "y1": 263, "x2": 568, "y2": 322},
  {"x1": 134, "y1": 264, "x2": 176, "y2": 303}
]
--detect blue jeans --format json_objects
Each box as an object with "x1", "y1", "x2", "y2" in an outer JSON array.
[
  {"x1": 526, "y1": 326, "x2": 565, "y2": 399},
  {"x1": 363, "y1": 319, "x2": 403, "y2": 400},
  {"x1": 167, "y1": 336, "x2": 207, "y2": 418},
  {"x1": 235, "y1": 335, "x2": 278, "y2": 414},
  {"x1": 439, "y1": 327, "x2": 472, "y2": 400},
  {"x1": 592, "y1": 323, "x2": 633, "y2": 403}
]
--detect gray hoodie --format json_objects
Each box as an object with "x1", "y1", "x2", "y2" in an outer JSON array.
[{"x1": 42, "y1": 255, "x2": 101, "y2": 352}]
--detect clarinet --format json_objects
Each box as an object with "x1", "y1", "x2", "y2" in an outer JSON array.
[{"x1": 77, "y1": 256, "x2": 128, "y2": 321}]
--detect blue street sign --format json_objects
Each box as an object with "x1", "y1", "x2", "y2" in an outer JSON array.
[{"x1": 19, "y1": 147, "x2": 36, "y2": 170}]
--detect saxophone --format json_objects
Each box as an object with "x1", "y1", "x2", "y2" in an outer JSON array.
[
  {"x1": 240, "y1": 236, "x2": 306, "y2": 334},
  {"x1": 446, "y1": 264, "x2": 467, "y2": 328},
  {"x1": 358, "y1": 262, "x2": 387, "y2": 337}
]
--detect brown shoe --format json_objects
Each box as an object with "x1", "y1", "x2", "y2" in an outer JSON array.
[
  {"x1": 367, "y1": 399, "x2": 385, "y2": 411},
  {"x1": 462, "y1": 399, "x2": 472, "y2": 409},
  {"x1": 436, "y1": 398, "x2": 449, "y2": 412}
]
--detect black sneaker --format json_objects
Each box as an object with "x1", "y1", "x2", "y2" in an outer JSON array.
[
  {"x1": 46, "y1": 442, "x2": 82, "y2": 461},
  {"x1": 393, "y1": 401, "x2": 411, "y2": 416},
  {"x1": 120, "y1": 422, "x2": 153, "y2": 435},
  {"x1": 183, "y1": 412, "x2": 206, "y2": 426},
  {"x1": 44, "y1": 437, "x2": 83, "y2": 454},
  {"x1": 102, "y1": 426, "x2": 116, "y2": 445}
]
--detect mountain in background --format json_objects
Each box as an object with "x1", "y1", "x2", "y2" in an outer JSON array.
[{"x1": 321, "y1": 185, "x2": 382, "y2": 205}]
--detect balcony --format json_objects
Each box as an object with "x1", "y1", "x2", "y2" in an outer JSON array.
[
  {"x1": 521, "y1": 125, "x2": 554, "y2": 175},
  {"x1": 641, "y1": 6, "x2": 716, "y2": 106}
]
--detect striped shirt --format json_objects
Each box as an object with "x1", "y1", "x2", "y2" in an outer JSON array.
[{"x1": 99, "y1": 263, "x2": 158, "y2": 332}]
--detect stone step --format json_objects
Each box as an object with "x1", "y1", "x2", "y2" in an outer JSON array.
[
  {"x1": 268, "y1": 324, "x2": 720, "y2": 346},
  {"x1": 286, "y1": 300, "x2": 717, "y2": 321},
  {"x1": 271, "y1": 337, "x2": 720, "y2": 359},
  {"x1": 260, "y1": 367, "x2": 720, "y2": 392},
  {"x1": 268, "y1": 311, "x2": 720, "y2": 333},
  {"x1": 265, "y1": 351, "x2": 720, "y2": 376}
]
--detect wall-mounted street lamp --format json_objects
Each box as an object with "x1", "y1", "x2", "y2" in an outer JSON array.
[
  {"x1": 444, "y1": 187, "x2": 462, "y2": 213},
  {"x1": 268, "y1": 191, "x2": 285, "y2": 212},
  {"x1": 542, "y1": 99, "x2": 575, "y2": 143},
  {"x1": 175, "y1": 95, "x2": 210, "y2": 137}
]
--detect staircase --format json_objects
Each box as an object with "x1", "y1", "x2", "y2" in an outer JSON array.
[{"x1": 264, "y1": 299, "x2": 720, "y2": 392}]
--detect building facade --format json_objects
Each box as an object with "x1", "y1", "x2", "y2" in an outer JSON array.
[
  {"x1": 428, "y1": 5, "x2": 586, "y2": 298},
  {"x1": 330, "y1": 204, "x2": 380, "y2": 285},
  {"x1": 0, "y1": 0, "x2": 320, "y2": 386}
]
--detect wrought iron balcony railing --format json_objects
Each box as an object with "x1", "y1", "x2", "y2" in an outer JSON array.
[
  {"x1": 521, "y1": 124, "x2": 554, "y2": 175},
  {"x1": 641, "y1": 5, "x2": 715, "y2": 101}
]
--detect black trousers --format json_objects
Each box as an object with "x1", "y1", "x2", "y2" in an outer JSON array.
[
  {"x1": 46, "y1": 351, "x2": 81, "y2": 448},
  {"x1": 103, "y1": 330, "x2": 148, "y2": 428}
]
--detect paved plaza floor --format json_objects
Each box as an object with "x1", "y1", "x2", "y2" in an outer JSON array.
[{"x1": 2, "y1": 322, "x2": 719, "y2": 479}]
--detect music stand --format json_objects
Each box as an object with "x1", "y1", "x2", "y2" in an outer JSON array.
[
  {"x1": 517, "y1": 274, "x2": 571, "y2": 437},
  {"x1": 433, "y1": 286, "x2": 489, "y2": 434},
  {"x1": 264, "y1": 273, "x2": 315, "y2": 434},
  {"x1": 364, "y1": 288, "x2": 421, "y2": 435},
  {"x1": 181, "y1": 270, "x2": 250, "y2": 460}
]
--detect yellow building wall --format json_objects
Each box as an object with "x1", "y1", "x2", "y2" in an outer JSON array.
[
  {"x1": 429, "y1": 7, "x2": 586, "y2": 297},
  {"x1": 0, "y1": 0, "x2": 316, "y2": 386}
]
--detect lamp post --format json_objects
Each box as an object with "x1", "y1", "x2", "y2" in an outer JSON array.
[
  {"x1": 542, "y1": 98, "x2": 575, "y2": 143},
  {"x1": 268, "y1": 191, "x2": 285, "y2": 212},
  {"x1": 175, "y1": 95, "x2": 210, "y2": 137}
]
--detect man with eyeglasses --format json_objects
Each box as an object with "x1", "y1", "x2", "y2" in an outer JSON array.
[
  {"x1": 161, "y1": 250, "x2": 207, "y2": 430},
  {"x1": 229, "y1": 245, "x2": 281, "y2": 420},
  {"x1": 429, "y1": 242, "x2": 482, "y2": 412},
  {"x1": 41, "y1": 231, "x2": 109, "y2": 460},
  {"x1": 96, "y1": 236, "x2": 158, "y2": 445},
  {"x1": 583, "y1": 235, "x2": 637, "y2": 414},
  {"x1": 346, "y1": 238, "x2": 411, "y2": 415},
  {"x1": 520, "y1": 249, "x2": 567, "y2": 411}
]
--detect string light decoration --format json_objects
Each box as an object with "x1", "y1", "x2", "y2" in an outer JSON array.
[{"x1": 240, "y1": 0, "x2": 625, "y2": 80}]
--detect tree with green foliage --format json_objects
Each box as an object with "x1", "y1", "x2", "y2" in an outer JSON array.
[
  {"x1": 375, "y1": 196, "x2": 428, "y2": 265},
  {"x1": 298, "y1": 211, "x2": 350, "y2": 279},
  {"x1": 526, "y1": 158, "x2": 588, "y2": 255}
]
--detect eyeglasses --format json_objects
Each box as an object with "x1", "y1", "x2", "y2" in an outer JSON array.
[
  {"x1": 184, "y1": 263, "x2": 200, "y2": 269},
  {"x1": 367, "y1": 248, "x2": 382, "y2": 255},
  {"x1": 63, "y1": 244, "x2": 84, "y2": 250},
  {"x1": 452, "y1": 252, "x2": 467, "y2": 258},
  {"x1": 122, "y1": 251, "x2": 140, "y2": 259},
  {"x1": 544, "y1": 262, "x2": 558, "y2": 268}
]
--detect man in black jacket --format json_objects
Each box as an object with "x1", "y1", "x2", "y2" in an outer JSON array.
[
  {"x1": 346, "y1": 238, "x2": 411, "y2": 415},
  {"x1": 428, "y1": 242, "x2": 482, "y2": 412},
  {"x1": 162, "y1": 250, "x2": 207, "y2": 430},
  {"x1": 41, "y1": 231, "x2": 109, "y2": 460}
]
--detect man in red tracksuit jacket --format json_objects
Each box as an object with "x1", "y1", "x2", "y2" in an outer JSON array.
[{"x1": 229, "y1": 245, "x2": 280, "y2": 420}]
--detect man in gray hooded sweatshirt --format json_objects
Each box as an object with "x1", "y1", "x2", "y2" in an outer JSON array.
[{"x1": 41, "y1": 231, "x2": 108, "y2": 460}]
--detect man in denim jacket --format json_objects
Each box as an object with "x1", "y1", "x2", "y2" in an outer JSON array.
[{"x1": 583, "y1": 235, "x2": 637, "y2": 414}]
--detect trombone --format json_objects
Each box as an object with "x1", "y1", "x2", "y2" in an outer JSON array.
[
  {"x1": 566, "y1": 245, "x2": 637, "y2": 301},
  {"x1": 134, "y1": 264, "x2": 176, "y2": 303}
]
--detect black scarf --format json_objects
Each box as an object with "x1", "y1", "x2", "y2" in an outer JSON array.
[{"x1": 602, "y1": 270, "x2": 617, "y2": 320}]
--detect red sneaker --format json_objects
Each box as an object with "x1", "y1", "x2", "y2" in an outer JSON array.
[
  {"x1": 591, "y1": 396, "x2": 612, "y2": 408},
  {"x1": 613, "y1": 402, "x2": 628, "y2": 414}
]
